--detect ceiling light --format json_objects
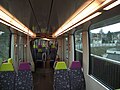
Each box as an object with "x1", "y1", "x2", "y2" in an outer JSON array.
[
  {"x1": 52, "y1": 0, "x2": 114, "y2": 38},
  {"x1": 103, "y1": 0, "x2": 120, "y2": 10},
  {"x1": 42, "y1": 38, "x2": 50, "y2": 41},
  {"x1": 0, "y1": 5, "x2": 36, "y2": 38},
  {"x1": 55, "y1": 12, "x2": 102, "y2": 37}
]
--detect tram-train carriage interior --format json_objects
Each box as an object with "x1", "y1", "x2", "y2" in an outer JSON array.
[{"x1": 0, "y1": 0, "x2": 120, "y2": 90}]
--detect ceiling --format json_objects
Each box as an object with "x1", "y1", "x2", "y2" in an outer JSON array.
[{"x1": 0, "y1": 0, "x2": 86, "y2": 35}]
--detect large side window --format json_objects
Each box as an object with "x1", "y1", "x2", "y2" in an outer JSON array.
[
  {"x1": 0, "y1": 23, "x2": 11, "y2": 60},
  {"x1": 74, "y1": 30, "x2": 83, "y2": 67},
  {"x1": 89, "y1": 15, "x2": 120, "y2": 89}
]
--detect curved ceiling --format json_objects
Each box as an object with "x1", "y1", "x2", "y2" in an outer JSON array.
[{"x1": 0, "y1": 0, "x2": 86, "y2": 35}]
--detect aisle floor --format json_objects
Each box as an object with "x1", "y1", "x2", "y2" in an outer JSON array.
[{"x1": 33, "y1": 62, "x2": 54, "y2": 90}]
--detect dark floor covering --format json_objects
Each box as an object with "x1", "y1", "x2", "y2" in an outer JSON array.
[{"x1": 33, "y1": 61, "x2": 54, "y2": 90}]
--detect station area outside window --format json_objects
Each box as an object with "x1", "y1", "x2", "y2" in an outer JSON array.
[{"x1": 89, "y1": 15, "x2": 120, "y2": 89}]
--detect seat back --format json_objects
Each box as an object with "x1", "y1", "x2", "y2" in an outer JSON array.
[
  {"x1": 54, "y1": 62, "x2": 70, "y2": 90},
  {"x1": 69, "y1": 61, "x2": 86, "y2": 90},
  {"x1": 70, "y1": 61, "x2": 81, "y2": 69},
  {"x1": 0, "y1": 58, "x2": 15, "y2": 89},
  {"x1": 0, "y1": 63, "x2": 14, "y2": 71},
  {"x1": 15, "y1": 62, "x2": 33, "y2": 90},
  {"x1": 0, "y1": 71, "x2": 15, "y2": 90},
  {"x1": 8, "y1": 58, "x2": 13, "y2": 64},
  {"x1": 15, "y1": 70, "x2": 33, "y2": 90}
]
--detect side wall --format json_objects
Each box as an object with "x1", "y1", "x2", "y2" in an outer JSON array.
[{"x1": 82, "y1": 23, "x2": 109, "y2": 90}]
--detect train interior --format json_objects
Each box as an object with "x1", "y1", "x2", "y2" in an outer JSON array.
[{"x1": 0, "y1": 0, "x2": 120, "y2": 90}]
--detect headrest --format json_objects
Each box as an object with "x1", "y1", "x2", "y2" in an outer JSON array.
[
  {"x1": 38, "y1": 44, "x2": 42, "y2": 48},
  {"x1": 33, "y1": 45, "x2": 38, "y2": 48},
  {"x1": 42, "y1": 44, "x2": 46, "y2": 47},
  {"x1": 8, "y1": 58, "x2": 13, "y2": 64},
  {"x1": 70, "y1": 61, "x2": 81, "y2": 69},
  {"x1": 19, "y1": 62, "x2": 30, "y2": 70},
  {"x1": 51, "y1": 44, "x2": 55, "y2": 48},
  {"x1": 55, "y1": 62, "x2": 67, "y2": 70},
  {"x1": 0, "y1": 63, "x2": 14, "y2": 71}
]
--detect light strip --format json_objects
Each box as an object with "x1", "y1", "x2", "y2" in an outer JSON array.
[
  {"x1": 42, "y1": 38, "x2": 50, "y2": 41},
  {"x1": 0, "y1": 5, "x2": 36, "y2": 38},
  {"x1": 55, "y1": 12, "x2": 102, "y2": 37},
  {"x1": 52, "y1": 0, "x2": 114, "y2": 38},
  {"x1": 0, "y1": 20, "x2": 28, "y2": 35},
  {"x1": 103, "y1": 0, "x2": 120, "y2": 10}
]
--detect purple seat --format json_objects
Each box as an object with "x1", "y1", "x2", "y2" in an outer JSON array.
[
  {"x1": 69, "y1": 61, "x2": 86, "y2": 90},
  {"x1": 38, "y1": 44, "x2": 42, "y2": 48},
  {"x1": 70, "y1": 61, "x2": 81, "y2": 69},
  {"x1": 19, "y1": 62, "x2": 31, "y2": 70}
]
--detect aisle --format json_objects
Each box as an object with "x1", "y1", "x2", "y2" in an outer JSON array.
[{"x1": 33, "y1": 61, "x2": 54, "y2": 90}]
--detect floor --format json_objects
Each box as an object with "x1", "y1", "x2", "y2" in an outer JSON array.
[{"x1": 33, "y1": 61, "x2": 54, "y2": 90}]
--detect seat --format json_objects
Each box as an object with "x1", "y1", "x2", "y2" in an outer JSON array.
[
  {"x1": 0, "y1": 71, "x2": 15, "y2": 90},
  {"x1": 18, "y1": 62, "x2": 31, "y2": 70},
  {"x1": 70, "y1": 61, "x2": 81, "y2": 69},
  {"x1": 0, "y1": 62, "x2": 14, "y2": 71},
  {"x1": 15, "y1": 62, "x2": 33, "y2": 90},
  {"x1": 55, "y1": 62, "x2": 67, "y2": 70},
  {"x1": 0, "y1": 59, "x2": 15, "y2": 90},
  {"x1": 69, "y1": 61, "x2": 86, "y2": 90},
  {"x1": 54, "y1": 62, "x2": 70, "y2": 90}
]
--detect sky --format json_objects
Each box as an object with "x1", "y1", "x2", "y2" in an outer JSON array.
[{"x1": 91, "y1": 22, "x2": 120, "y2": 34}]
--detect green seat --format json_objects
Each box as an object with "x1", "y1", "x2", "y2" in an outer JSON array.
[
  {"x1": 0, "y1": 63, "x2": 14, "y2": 71},
  {"x1": 8, "y1": 58, "x2": 13, "y2": 64},
  {"x1": 55, "y1": 62, "x2": 67, "y2": 70},
  {"x1": 116, "y1": 89, "x2": 120, "y2": 90}
]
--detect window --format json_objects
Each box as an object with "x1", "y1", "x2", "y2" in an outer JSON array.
[
  {"x1": 0, "y1": 23, "x2": 11, "y2": 60},
  {"x1": 74, "y1": 29, "x2": 83, "y2": 67},
  {"x1": 75, "y1": 30, "x2": 83, "y2": 51},
  {"x1": 89, "y1": 15, "x2": 120, "y2": 89}
]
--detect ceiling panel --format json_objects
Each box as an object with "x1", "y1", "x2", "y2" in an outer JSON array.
[{"x1": 0, "y1": 0, "x2": 86, "y2": 35}]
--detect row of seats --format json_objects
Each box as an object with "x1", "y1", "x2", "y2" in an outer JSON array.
[
  {"x1": 54, "y1": 61, "x2": 86, "y2": 90},
  {"x1": 0, "y1": 60, "x2": 33, "y2": 90}
]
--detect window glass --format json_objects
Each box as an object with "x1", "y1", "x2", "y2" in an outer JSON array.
[
  {"x1": 74, "y1": 30, "x2": 83, "y2": 66},
  {"x1": 0, "y1": 23, "x2": 10, "y2": 60},
  {"x1": 90, "y1": 22, "x2": 120, "y2": 61},
  {"x1": 89, "y1": 15, "x2": 120, "y2": 89},
  {"x1": 75, "y1": 30, "x2": 83, "y2": 51}
]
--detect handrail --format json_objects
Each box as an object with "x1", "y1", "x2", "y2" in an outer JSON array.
[
  {"x1": 91, "y1": 54, "x2": 120, "y2": 65},
  {"x1": 75, "y1": 49, "x2": 120, "y2": 65}
]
